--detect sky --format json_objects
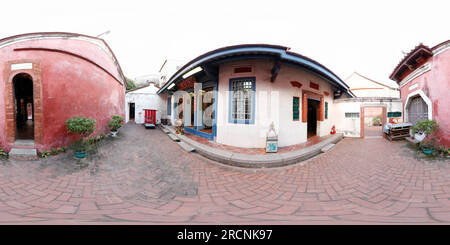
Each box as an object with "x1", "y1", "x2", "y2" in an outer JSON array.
[{"x1": 1, "y1": 0, "x2": 449, "y2": 87}]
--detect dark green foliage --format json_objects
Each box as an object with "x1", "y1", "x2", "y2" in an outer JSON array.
[
  {"x1": 66, "y1": 117, "x2": 96, "y2": 155},
  {"x1": 66, "y1": 117, "x2": 96, "y2": 138},
  {"x1": 39, "y1": 151, "x2": 50, "y2": 158},
  {"x1": 411, "y1": 120, "x2": 439, "y2": 135},
  {"x1": 126, "y1": 77, "x2": 137, "y2": 91},
  {"x1": 108, "y1": 115, "x2": 124, "y2": 132},
  {"x1": 419, "y1": 140, "x2": 436, "y2": 150},
  {"x1": 0, "y1": 147, "x2": 8, "y2": 159}
]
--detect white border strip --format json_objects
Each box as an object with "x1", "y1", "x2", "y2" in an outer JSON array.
[
  {"x1": 399, "y1": 62, "x2": 431, "y2": 88},
  {"x1": 404, "y1": 89, "x2": 433, "y2": 122},
  {"x1": 433, "y1": 42, "x2": 450, "y2": 56}
]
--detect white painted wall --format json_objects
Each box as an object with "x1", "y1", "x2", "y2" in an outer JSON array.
[
  {"x1": 216, "y1": 60, "x2": 337, "y2": 148},
  {"x1": 333, "y1": 98, "x2": 403, "y2": 137},
  {"x1": 125, "y1": 83, "x2": 166, "y2": 124}
]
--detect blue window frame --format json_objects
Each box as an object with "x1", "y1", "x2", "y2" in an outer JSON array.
[{"x1": 228, "y1": 77, "x2": 255, "y2": 124}]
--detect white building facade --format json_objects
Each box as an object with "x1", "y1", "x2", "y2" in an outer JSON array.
[
  {"x1": 158, "y1": 44, "x2": 356, "y2": 148},
  {"x1": 344, "y1": 72, "x2": 399, "y2": 98},
  {"x1": 125, "y1": 83, "x2": 166, "y2": 125}
]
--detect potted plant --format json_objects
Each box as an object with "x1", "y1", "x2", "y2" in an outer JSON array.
[
  {"x1": 108, "y1": 115, "x2": 124, "y2": 137},
  {"x1": 66, "y1": 117, "x2": 96, "y2": 159},
  {"x1": 419, "y1": 140, "x2": 436, "y2": 155},
  {"x1": 411, "y1": 120, "x2": 439, "y2": 142},
  {"x1": 71, "y1": 140, "x2": 87, "y2": 158}
]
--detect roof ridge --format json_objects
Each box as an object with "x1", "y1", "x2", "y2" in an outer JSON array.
[{"x1": 353, "y1": 72, "x2": 396, "y2": 89}]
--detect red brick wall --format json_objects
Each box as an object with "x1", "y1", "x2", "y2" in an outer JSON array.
[
  {"x1": 3, "y1": 60, "x2": 44, "y2": 146},
  {"x1": 0, "y1": 37, "x2": 125, "y2": 151},
  {"x1": 400, "y1": 49, "x2": 450, "y2": 147}
]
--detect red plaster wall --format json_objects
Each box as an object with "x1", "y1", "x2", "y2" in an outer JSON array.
[
  {"x1": 0, "y1": 36, "x2": 125, "y2": 151},
  {"x1": 400, "y1": 49, "x2": 450, "y2": 147}
]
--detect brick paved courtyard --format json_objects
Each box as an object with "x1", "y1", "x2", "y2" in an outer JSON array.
[{"x1": 0, "y1": 123, "x2": 449, "y2": 224}]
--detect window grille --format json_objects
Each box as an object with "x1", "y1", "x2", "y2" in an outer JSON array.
[
  {"x1": 230, "y1": 78, "x2": 254, "y2": 123},
  {"x1": 345, "y1": 112, "x2": 359, "y2": 118}
]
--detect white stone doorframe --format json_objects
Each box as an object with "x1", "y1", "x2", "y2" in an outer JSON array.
[{"x1": 403, "y1": 89, "x2": 433, "y2": 123}]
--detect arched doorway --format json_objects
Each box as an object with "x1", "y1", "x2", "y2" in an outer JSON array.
[
  {"x1": 407, "y1": 95, "x2": 428, "y2": 125},
  {"x1": 13, "y1": 73, "x2": 34, "y2": 140}
]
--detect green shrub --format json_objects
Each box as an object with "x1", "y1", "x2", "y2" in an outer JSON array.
[
  {"x1": 50, "y1": 149, "x2": 58, "y2": 155},
  {"x1": 372, "y1": 116, "x2": 382, "y2": 126},
  {"x1": 57, "y1": 147, "x2": 67, "y2": 153},
  {"x1": 0, "y1": 147, "x2": 8, "y2": 159},
  {"x1": 39, "y1": 151, "x2": 50, "y2": 158},
  {"x1": 86, "y1": 137, "x2": 96, "y2": 145},
  {"x1": 66, "y1": 117, "x2": 96, "y2": 153},
  {"x1": 66, "y1": 117, "x2": 96, "y2": 138},
  {"x1": 126, "y1": 77, "x2": 137, "y2": 91},
  {"x1": 108, "y1": 115, "x2": 124, "y2": 132},
  {"x1": 412, "y1": 120, "x2": 439, "y2": 135},
  {"x1": 419, "y1": 138, "x2": 438, "y2": 150}
]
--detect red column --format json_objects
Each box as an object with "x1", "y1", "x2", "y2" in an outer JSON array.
[
  {"x1": 302, "y1": 93, "x2": 308, "y2": 123},
  {"x1": 319, "y1": 97, "x2": 324, "y2": 121}
]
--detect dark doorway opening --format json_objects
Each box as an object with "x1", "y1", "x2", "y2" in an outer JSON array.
[
  {"x1": 129, "y1": 103, "x2": 135, "y2": 121},
  {"x1": 307, "y1": 98, "x2": 319, "y2": 138},
  {"x1": 13, "y1": 73, "x2": 34, "y2": 140}
]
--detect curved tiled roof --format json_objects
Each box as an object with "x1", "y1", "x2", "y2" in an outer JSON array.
[
  {"x1": 157, "y1": 44, "x2": 352, "y2": 96},
  {"x1": 389, "y1": 40, "x2": 450, "y2": 83}
]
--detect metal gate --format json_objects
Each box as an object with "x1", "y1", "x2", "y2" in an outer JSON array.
[{"x1": 408, "y1": 96, "x2": 428, "y2": 124}]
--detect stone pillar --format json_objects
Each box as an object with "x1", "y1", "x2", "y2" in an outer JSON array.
[{"x1": 194, "y1": 82, "x2": 203, "y2": 129}]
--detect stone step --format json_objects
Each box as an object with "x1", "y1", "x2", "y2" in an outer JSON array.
[
  {"x1": 168, "y1": 133, "x2": 180, "y2": 142},
  {"x1": 14, "y1": 139, "x2": 35, "y2": 146},
  {"x1": 9, "y1": 148, "x2": 38, "y2": 161},
  {"x1": 14, "y1": 140, "x2": 35, "y2": 149},
  {"x1": 161, "y1": 128, "x2": 170, "y2": 134},
  {"x1": 177, "y1": 141, "x2": 195, "y2": 152},
  {"x1": 321, "y1": 143, "x2": 335, "y2": 153}
]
